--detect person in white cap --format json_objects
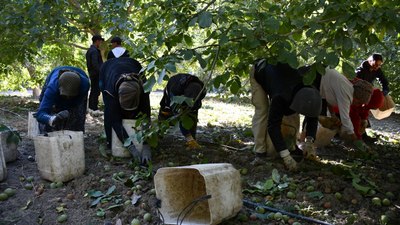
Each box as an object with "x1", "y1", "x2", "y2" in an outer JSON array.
[
  {"x1": 36, "y1": 66, "x2": 90, "y2": 134},
  {"x1": 107, "y1": 36, "x2": 130, "y2": 60}
]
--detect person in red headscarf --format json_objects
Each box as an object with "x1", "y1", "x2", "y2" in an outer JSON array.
[{"x1": 350, "y1": 88, "x2": 384, "y2": 142}]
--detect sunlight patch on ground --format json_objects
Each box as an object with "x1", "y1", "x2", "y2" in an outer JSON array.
[{"x1": 150, "y1": 92, "x2": 254, "y2": 127}]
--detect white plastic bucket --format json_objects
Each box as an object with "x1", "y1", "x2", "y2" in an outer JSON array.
[
  {"x1": 111, "y1": 119, "x2": 142, "y2": 158},
  {"x1": 0, "y1": 131, "x2": 18, "y2": 162},
  {"x1": 28, "y1": 112, "x2": 40, "y2": 138},
  {"x1": 154, "y1": 163, "x2": 242, "y2": 225},
  {"x1": 33, "y1": 130, "x2": 85, "y2": 182},
  {"x1": 0, "y1": 145, "x2": 6, "y2": 181}
]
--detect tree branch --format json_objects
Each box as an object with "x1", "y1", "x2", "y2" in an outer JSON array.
[{"x1": 127, "y1": 0, "x2": 135, "y2": 14}]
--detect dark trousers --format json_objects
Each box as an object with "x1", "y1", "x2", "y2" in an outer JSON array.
[
  {"x1": 39, "y1": 97, "x2": 87, "y2": 134},
  {"x1": 179, "y1": 111, "x2": 198, "y2": 139},
  {"x1": 89, "y1": 75, "x2": 100, "y2": 110}
]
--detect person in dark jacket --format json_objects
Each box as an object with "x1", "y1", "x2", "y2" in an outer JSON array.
[
  {"x1": 100, "y1": 57, "x2": 152, "y2": 164},
  {"x1": 250, "y1": 59, "x2": 322, "y2": 171},
  {"x1": 86, "y1": 34, "x2": 104, "y2": 111},
  {"x1": 158, "y1": 73, "x2": 207, "y2": 150},
  {"x1": 355, "y1": 53, "x2": 389, "y2": 142},
  {"x1": 356, "y1": 53, "x2": 389, "y2": 96},
  {"x1": 107, "y1": 37, "x2": 130, "y2": 60},
  {"x1": 36, "y1": 66, "x2": 90, "y2": 134}
]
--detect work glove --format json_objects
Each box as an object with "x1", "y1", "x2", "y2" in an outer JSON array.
[
  {"x1": 141, "y1": 144, "x2": 152, "y2": 165},
  {"x1": 302, "y1": 137, "x2": 318, "y2": 161},
  {"x1": 280, "y1": 149, "x2": 298, "y2": 171},
  {"x1": 50, "y1": 110, "x2": 69, "y2": 127},
  {"x1": 128, "y1": 144, "x2": 141, "y2": 161},
  {"x1": 353, "y1": 140, "x2": 371, "y2": 152},
  {"x1": 158, "y1": 107, "x2": 172, "y2": 121},
  {"x1": 186, "y1": 140, "x2": 201, "y2": 150}
]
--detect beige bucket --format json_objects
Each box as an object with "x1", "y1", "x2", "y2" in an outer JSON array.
[
  {"x1": 34, "y1": 130, "x2": 85, "y2": 182},
  {"x1": 28, "y1": 112, "x2": 40, "y2": 138},
  {"x1": 154, "y1": 163, "x2": 242, "y2": 225},
  {"x1": 111, "y1": 119, "x2": 142, "y2": 158},
  {"x1": 0, "y1": 131, "x2": 18, "y2": 162},
  {"x1": 0, "y1": 145, "x2": 6, "y2": 181},
  {"x1": 315, "y1": 125, "x2": 337, "y2": 148}
]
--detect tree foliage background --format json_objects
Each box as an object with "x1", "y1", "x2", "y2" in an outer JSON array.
[{"x1": 0, "y1": 0, "x2": 399, "y2": 101}]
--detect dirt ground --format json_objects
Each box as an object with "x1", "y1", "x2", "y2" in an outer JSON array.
[{"x1": 0, "y1": 95, "x2": 399, "y2": 225}]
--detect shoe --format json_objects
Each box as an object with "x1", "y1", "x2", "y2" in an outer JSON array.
[{"x1": 186, "y1": 140, "x2": 201, "y2": 150}]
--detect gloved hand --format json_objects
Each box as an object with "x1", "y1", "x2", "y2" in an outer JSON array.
[
  {"x1": 141, "y1": 144, "x2": 152, "y2": 165},
  {"x1": 128, "y1": 144, "x2": 141, "y2": 161},
  {"x1": 186, "y1": 139, "x2": 201, "y2": 150},
  {"x1": 353, "y1": 140, "x2": 371, "y2": 151},
  {"x1": 280, "y1": 149, "x2": 298, "y2": 171},
  {"x1": 158, "y1": 107, "x2": 172, "y2": 121},
  {"x1": 302, "y1": 137, "x2": 318, "y2": 161},
  {"x1": 50, "y1": 110, "x2": 69, "y2": 127}
]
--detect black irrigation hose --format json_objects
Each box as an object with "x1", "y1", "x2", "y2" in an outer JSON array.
[{"x1": 243, "y1": 199, "x2": 334, "y2": 225}]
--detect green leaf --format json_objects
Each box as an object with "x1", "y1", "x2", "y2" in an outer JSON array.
[
  {"x1": 105, "y1": 185, "x2": 116, "y2": 196},
  {"x1": 165, "y1": 63, "x2": 176, "y2": 73},
  {"x1": 342, "y1": 61, "x2": 355, "y2": 78},
  {"x1": 96, "y1": 209, "x2": 105, "y2": 217},
  {"x1": 325, "y1": 52, "x2": 339, "y2": 67},
  {"x1": 189, "y1": 17, "x2": 197, "y2": 27},
  {"x1": 352, "y1": 179, "x2": 370, "y2": 195},
  {"x1": 147, "y1": 60, "x2": 156, "y2": 71},
  {"x1": 303, "y1": 68, "x2": 317, "y2": 86},
  {"x1": 229, "y1": 79, "x2": 241, "y2": 94},
  {"x1": 265, "y1": 17, "x2": 280, "y2": 31},
  {"x1": 183, "y1": 35, "x2": 193, "y2": 46},
  {"x1": 181, "y1": 114, "x2": 194, "y2": 130},
  {"x1": 143, "y1": 76, "x2": 156, "y2": 93},
  {"x1": 183, "y1": 50, "x2": 193, "y2": 60},
  {"x1": 271, "y1": 169, "x2": 281, "y2": 183},
  {"x1": 198, "y1": 11, "x2": 213, "y2": 28},
  {"x1": 157, "y1": 69, "x2": 166, "y2": 84},
  {"x1": 219, "y1": 34, "x2": 229, "y2": 45},
  {"x1": 307, "y1": 191, "x2": 324, "y2": 199},
  {"x1": 91, "y1": 197, "x2": 103, "y2": 207},
  {"x1": 263, "y1": 179, "x2": 274, "y2": 190},
  {"x1": 196, "y1": 53, "x2": 207, "y2": 68},
  {"x1": 89, "y1": 191, "x2": 104, "y2": 198}
]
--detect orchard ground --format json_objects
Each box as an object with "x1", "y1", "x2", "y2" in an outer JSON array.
[{"x1": 0, "y1": 93, "x2": 399, "y2": 225}]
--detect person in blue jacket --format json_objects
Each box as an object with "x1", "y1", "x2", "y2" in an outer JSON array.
[
  {"x1": 36, "y1": 66, "x2": 90, "y2": 133},
  {"x1": 100, "y1": 57, "x2": 152, "y2": 164}
]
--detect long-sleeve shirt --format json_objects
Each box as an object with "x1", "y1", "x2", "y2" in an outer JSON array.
[
  {"x1": 356, "y1": 60, "x2": 389, "y2": 95},
  {"x1": 319, "y1": 68, "x2": 354, "y2": 134},
  {"x1": 160, "y1": 73, "x2": 206, "y2": 112},
  {"x1": 85, "y1": 45, "x2": 103, "y2": 77},
  {"x1": 349, "y1": 89, "x2": 384, "y2": 139},
  {"x1": 100, "y1": 57, "x2": 150, "y2": 143},
  {"x1": 36, "y1": 66, "x2": 90, "y2": 125},
  {"x1": 254, "y1": 61, "x2": 318, "y2": 152}
]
